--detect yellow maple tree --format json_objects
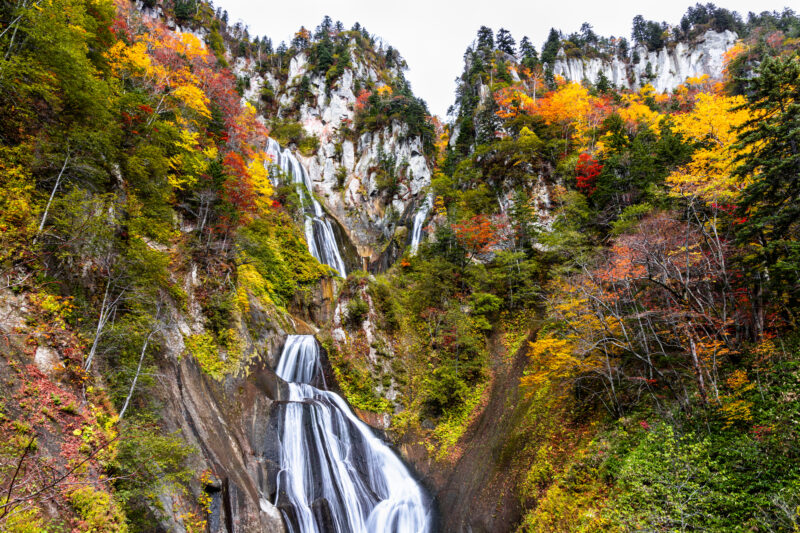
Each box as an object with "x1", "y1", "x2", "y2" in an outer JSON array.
[{"x1": 666, "y1": 91, "x2": 752, "y2": 204}]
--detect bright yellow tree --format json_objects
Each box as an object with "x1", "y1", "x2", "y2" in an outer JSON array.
[{"x1": 667, "y1": 91, "x2": 752, "y2": 204}]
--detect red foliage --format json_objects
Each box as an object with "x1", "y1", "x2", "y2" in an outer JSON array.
[
  {"x1": 222, "y1": 152, "x2": 256, "y2": 220},
  {"x1": 575, "y1": 152, "x2": 602, "y2": 196}
]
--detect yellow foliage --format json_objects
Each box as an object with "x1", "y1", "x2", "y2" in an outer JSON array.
[
  {"x1": 376, "y1": 85, "x2": 393, "y2": 97},
  {"x1": 617, "y1": 91, "x2": 662, "y2": 134},
  {"x1": 178, "y1": 32, "x2": 207, "y2": 60},
  {"x1": 248, "y1": 153, "x2": 273, "y2": 212},
  {"x1": 0, "y1": 154, "x2": 37, "y2": 259},
  {"x1": 718, "y1": 369, "x2": 755, "y2": 428},
  {"x1": 236, "y1": 263, "x2": 275, "y2": 312},
  {"x1": 666, "y1": 92, "x2": 752, "y2": 203},
  {"x1": 68, "y1": 486, "x2": 128, "y2": 532},
  {"x1": 172, "y1": 84, "x2": 211, "y2": 119},
  {"x1": 168, "y1": 129, "x2": 204, "y2": 190},
  {"x1": 522, "y1": 281, "x2": 618, "y2": 393}
]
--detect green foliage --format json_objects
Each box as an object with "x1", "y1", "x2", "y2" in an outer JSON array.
[
  {"x1": 110, "y1": 418, "x2": 196, "y2": 530},
  {"x1": 68, "y1": 485, "x2": 128, "y2": 532},
  {"x1": 354, "y1": 87, "x2": 435, "y2": 155},
  {"x1": 324, "y1": 340, "x2": 392, "y2": 413},
  {"x1": 0, "y1": 504, "x2": 48, "y2": 533},
  {"x1": 184, "y1": 330, "x2": 242, "y2": 380},
  {"x1": 269, "y1": 120, "x2": 319, "y2": 155},
  {"x1": 345, "y1": 296, "x2": 369, "y2": 329},
  {"x1": 608, "y1": 202, "x2": 654, "y2": 236},
  {"x1": 734, "y1": 53, "x2": 800, "y2": 307},
  {"x1": 237, "y1": 213, "x2": 326, "y2": 309},
  {"x1": 173, "y1": 0, "x2": 197, "y2": 23},
  {"x1": 592, "y1": 119, "x2": 690, "y2": 217}
]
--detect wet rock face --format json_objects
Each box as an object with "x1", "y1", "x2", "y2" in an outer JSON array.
[
  {"x1": 552, "y1": 30, "x2": 738, "y2": 92},
  {"x1": 154, "y1": 350, "x2": 287, "y2": 533},
  {"x1": 147, "y1": 282, "x2": 303, "y2": 533}
]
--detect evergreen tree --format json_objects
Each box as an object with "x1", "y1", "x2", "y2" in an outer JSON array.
[
  {"x1": 734, "y1": 53, "x2": 800, "y2": 303},
  {"x1": 477, "y1": 26, "x2": 494, "y2": 53},
  {"x1": 291, "y1": 26, "x2": 310, "y2": 50},
  {"x1": 632, "y1": 15, "x2": 647, "y2": 44},
  {"x1": 496, "y1": 28, "x2": 516, "y2": 55},
  {"x1": 520, "y1": 37, "x2": 537, "y2": 59},
  {"x1": 315, "y1": 15, "x2": 333, "y2": 39},
  {"x1": 617, "y1": 37, "x2": 630, "y2": 59},
  {"x1": 314, "y1": 35, "x2": 334, "y2": 74},
  {"x1": 580, "y1": 22, "x2": 598, "y2": 45},
  {"x1": 385, "y1": 46, "x2": 396, "y2": 68},
  {"x1": 632, "y1": 15, "x2": 668, "y2": 50},
  {"x1": 540, "y1": 28, "x2": 561, "y2": 66},
  {"x1": 596, "y1": 71, "x2": 611, "y2": 92}
]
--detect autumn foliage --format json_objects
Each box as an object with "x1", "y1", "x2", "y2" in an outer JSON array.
[
  {"x1": 451, "y1": 214, "x2": 504, "y2": 257},
  {"x1": 575, "y1": 153, "x2": 602, "y2": 195}
]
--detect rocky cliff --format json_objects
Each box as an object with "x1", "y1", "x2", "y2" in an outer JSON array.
[
  {"x1": 240, "y1": 47, "x2": 434, "y2": 265},
  {"x1": 552, "y1": 29, "x2": 737, "y2": 91}
]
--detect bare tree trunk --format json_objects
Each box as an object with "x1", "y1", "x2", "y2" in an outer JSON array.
[
  {"x1": 84, "y1": 276, "x2": 125, "y2": 372},
  {"x1": 35, "y1": 150, "x2": 71, "y2": 240},
  {"x1": 119, "y1": 324, "x2": 158, "y2": 420},
  {"x1": 686, "y1": 325, "x2": 708, "y2": 405}
]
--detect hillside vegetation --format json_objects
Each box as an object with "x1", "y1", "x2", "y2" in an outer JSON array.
[{"x1": 1, "y1": 0, "x2": 800, "y2": 531}]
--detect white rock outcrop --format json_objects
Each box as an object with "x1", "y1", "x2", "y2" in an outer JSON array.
[
  {"x1": 552, "y1": 30, "x2": 737, "y2": 92},
  {"x1": 271, "y1": 56, "x2": 432, "y2": 257}
]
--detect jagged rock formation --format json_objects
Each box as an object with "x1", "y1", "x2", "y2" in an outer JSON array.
[
  {"x1": 552, "y1": 29, "x2": 737, "y2": 92},
  {"x1": 242, "y1": 50, "x2": 433, "y2": 263}
]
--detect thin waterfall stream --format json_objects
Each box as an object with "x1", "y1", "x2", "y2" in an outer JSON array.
[
  {"x1": 272, "y1": 335, "x2": 433, "y2": 533},
  {"x1": 409, "y1": 195, "x2": 433, "y2": 255},
  {"x1": 266, "y1": 139, "x2": 348, "y2": 277}
]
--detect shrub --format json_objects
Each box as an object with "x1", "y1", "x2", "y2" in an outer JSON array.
[{"x1": 345, "y1": 296, "x2": 369, "y2": 329}]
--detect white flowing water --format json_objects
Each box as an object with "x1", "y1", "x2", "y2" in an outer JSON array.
[
  {"x1": 409, "y1": 196, "x2": 433, "y2": 255},
  {"x1": 266, "y1": 140, "x2": 347, "y2": 277},
  {"x1": 273, "y1": 335, "x2": 432, "y2": 533}
]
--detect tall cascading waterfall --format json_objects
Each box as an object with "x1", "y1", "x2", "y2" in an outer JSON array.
[
  {"x1": 266, "y1": 139, "x2": 347, "y2": 277},
  {"x1": 409, "y1": 196, "x2": 433, "y2": 255},
  {"x1": 273, "y1": 335, "x2": 433, "y2": 533}
]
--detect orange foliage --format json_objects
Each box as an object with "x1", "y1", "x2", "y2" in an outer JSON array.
[{"x1": 452, "y1": 215, "x2": 505, "y2": 256}]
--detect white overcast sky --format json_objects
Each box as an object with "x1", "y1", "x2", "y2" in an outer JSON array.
[{"x1": 219, "y1": 0, "x2": 793, "y2": 117}]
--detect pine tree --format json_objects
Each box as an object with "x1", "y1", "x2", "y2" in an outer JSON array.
[
  {"x1": 291, "y1": 26, "x2": 310, "y2": 50},
  {"x1": 496, "y1": 28, "x2": 516, "y2": 55},
  {"x1": 734, "y1": 53, "x2": 800, "y2": 304},
  {"x1": 540, "y1": 28, "x2": 561, "y2": 66},
  {"x1": 477, "y1": 26, "x2": 494, "y2": 53},
  {"x1": 596, "y1": 71, "x2": 611, "y2": 93},
  {"x1": 520, "y1": 36, "x2": 538, "y2": 69},
  {"x1": 315, "y1": 15, "x2": 333, "y2": 39}
]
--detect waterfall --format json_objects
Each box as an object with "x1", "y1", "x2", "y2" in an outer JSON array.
[
  {"x1": 409, "y1": 196, "x2": 433, "y2": 255},
  {"x1": 273, "y1": 335, "x2": 432, "y2": 533},
  {"x1": 266, "y1": 140, "x2": 347, "y2": 277}
]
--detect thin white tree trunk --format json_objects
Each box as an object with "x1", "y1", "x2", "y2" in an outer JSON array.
[
  {"x1": 36, "y1": 151, "x2": 71, "y2": 237},
  {"x1": 119, "y1": 327, "x2": 157, "y2": 420}
]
